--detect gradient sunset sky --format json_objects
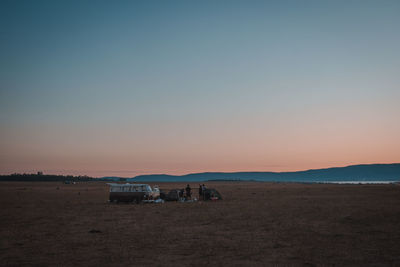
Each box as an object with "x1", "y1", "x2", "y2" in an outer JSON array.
[{"x1": 1, "y1": 0, "x2": 399, "y2": 177}]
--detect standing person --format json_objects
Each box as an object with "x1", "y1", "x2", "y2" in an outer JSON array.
[
  {"x1": 202, "y1": 184, "x2": 206, "y2": 200},
  {"x1": 185, "y1": 184, "x2": 191, "y2": 200},
  {"x1": 198, "y1": 184, "x2": 202, "y2": 200}
]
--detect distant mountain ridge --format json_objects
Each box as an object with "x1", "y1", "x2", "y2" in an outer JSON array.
[{"x1": 119, "y1": 163, "x2": 400, "y2": 182}]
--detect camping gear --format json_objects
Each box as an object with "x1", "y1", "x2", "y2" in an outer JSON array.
[{"x1": 203, "y1": 188, "x2": 222, "y2": 201}]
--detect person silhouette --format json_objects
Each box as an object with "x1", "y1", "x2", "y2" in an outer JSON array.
[{"x1": 185, "y1": 184, "x2": 191, "y2": 200}]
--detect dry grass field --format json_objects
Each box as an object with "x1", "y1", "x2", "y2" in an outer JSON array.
[{"x1": 1, "y1": 181, "x2": 400, "y2": 266}]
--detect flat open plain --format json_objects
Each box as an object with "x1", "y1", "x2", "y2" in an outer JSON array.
[{"x1": 1, "y1": 182, "x2": 400, "y2": 266}]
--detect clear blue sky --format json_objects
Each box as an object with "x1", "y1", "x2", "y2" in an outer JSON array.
[{"x1": 1, "y1": 0, "x2": 399, "y2": 177}]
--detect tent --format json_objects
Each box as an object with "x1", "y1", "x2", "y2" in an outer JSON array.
[{"x1": 203, "y1": 188, "x2": 222, "y2": 200}]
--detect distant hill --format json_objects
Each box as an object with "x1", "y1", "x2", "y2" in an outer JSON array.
[
  {"x1": 2, "y1": 164, "x2": 399, "y2": 183},
  {"x1": 125, "y1": 163, "x2": 400, "y2": 182},
  {"x1": 0, "y1": 173, "x2": 95, "y2": 182}
]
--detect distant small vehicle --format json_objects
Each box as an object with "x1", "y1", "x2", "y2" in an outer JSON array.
[{"x1": 107, "y1": 183, "x2": 160, "y2": 203}]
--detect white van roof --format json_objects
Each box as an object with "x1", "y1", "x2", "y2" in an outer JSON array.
[{"x1": 106, "y1": 183, "x2": 149, "y2": 187}]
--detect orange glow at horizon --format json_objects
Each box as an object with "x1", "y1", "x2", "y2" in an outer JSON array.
[{"x1": 1, "y1": 110, "x2": 399, "y2": 177}]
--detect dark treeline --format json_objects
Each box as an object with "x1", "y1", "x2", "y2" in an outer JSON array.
[{"x1": 0, "y1": 172, "x2": 96, "y2": 182}]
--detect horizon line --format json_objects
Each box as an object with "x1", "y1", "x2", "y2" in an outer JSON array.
[{"x1": 2, "y1": 162, "x2": 399, "y2": 178}]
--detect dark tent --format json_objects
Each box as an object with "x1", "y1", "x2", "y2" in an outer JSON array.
[
  {"x1": 162, "y1": 189, "x2": 181, "y2": 201},
  {"x1": 203, "y1": 188, "x2": 222, "y2": 200}
]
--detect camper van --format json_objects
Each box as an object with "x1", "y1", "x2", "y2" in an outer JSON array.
[{"x1": 107, "y1": 183, "x2": 160, "y2": 203}]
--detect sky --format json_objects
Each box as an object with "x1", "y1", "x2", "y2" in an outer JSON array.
[{"x1": 1, "y1": 0, "x2": 399, "y2": 177}]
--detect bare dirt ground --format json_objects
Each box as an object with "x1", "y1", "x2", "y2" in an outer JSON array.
[{"x1": 1, "y1": 182, "x2": 400, "y2": 266}]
